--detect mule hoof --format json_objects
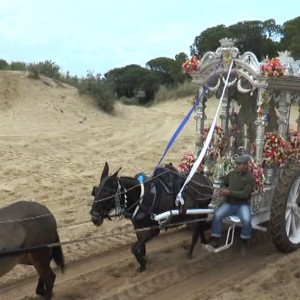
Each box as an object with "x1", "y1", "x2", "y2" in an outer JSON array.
[
  {"x1": 36, "y1": 283, "x2": 46, "y2": 296},
  {"x1": 187, "y1": 253, "x2": 192, "y2": 259},
  {"x1": 44, "y1": 292, "x2": 54, "y2": 300},
  {"x1": 36, "y1": 287, "x2": 45, "y2": 296},
  {"x1": 137, "y1": 265, "x2": 146, "y2": 272}
]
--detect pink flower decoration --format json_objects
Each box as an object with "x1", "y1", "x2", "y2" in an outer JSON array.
[{"x1": 261, "y1": 58, "x2": 285, "y2": 77}]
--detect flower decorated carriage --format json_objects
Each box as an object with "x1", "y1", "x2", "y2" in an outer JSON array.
[
  {"x1": 190, "y1": 38, "x2": 300, "y2": 252},
  {"x1": 156, "y1": 38, "x2": 300, "y2": 253}
]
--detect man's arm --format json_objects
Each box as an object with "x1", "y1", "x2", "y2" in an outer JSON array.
[{"x1": 220, "y1": 173, "x2": 229, "y2": 188}]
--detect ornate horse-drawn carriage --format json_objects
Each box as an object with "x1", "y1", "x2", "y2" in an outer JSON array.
[{"x1": 175, "y1": 38, "x2": 300, "y2": 253}]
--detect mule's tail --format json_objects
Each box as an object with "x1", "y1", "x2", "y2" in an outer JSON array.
[{"x1": 52, "y1": 235, "x2": 65, "y2": 273}]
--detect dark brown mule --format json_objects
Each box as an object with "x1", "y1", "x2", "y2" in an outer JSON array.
[
  {"x1": 0, "y1": 201, "x2": 65, "y2": 300},
  {"x1": 90, "y1": 162, "x2": 213, "y2": 272}
]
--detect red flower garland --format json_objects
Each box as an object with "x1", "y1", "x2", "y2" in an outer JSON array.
[
  {"x1": 263, "y1": 131, "x2": 288, "y2": 166},
  {"x1": 203, "y1": 126, "x2": 227, "y2": 156},
  {"x1": 182, "y1": 57, "x2": 200, "y2": 73},
  {"x1": 248, "y1": 161, "x2": 265, "y2": 191}
]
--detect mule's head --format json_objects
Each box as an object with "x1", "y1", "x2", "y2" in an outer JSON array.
[{"x1": 90, "y1": 162, "x2": 121, "y2": 226}]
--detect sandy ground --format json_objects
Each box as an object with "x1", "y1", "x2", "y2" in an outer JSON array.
[{"x1": 1, "y1": 70, "x2": 300, "y2": 299}]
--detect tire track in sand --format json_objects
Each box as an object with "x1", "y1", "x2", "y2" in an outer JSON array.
[{"x1": 0, "y1": 229, "x2": 283, "y2": 300}]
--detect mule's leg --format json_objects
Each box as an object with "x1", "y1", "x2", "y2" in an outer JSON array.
[
  {"x1": 36, "y1": 277, "x2": 46, "y2": 296},
  {"x1": 133, "y1": 233, "x2": 147, "y2": 258},
  {"x1": 31, "y1": 251, "x2": 56, "y2": 300},
  {"x1": 187, "y1": 221, "x2": 211, "y2": 259},
  {"x1": 45, "y1": 271, "x2": 56, "y2": 300},
  {"x1": 131, "y1": 240, "x2": 147, "y2": 272},
  {"x1": 199, "y1": 221, "x2": 212, "y2": 244},
  {"x1": 131, "y1": 229, "x2": 160, "y2": 272},
  {"x1": 35, "y1": 266, "x2": 56, "y2": 300},
  {"x1": 140, "y1": 242, "x2": 146, "y2": 258},
  {"x1": 187, "y1": 223, "x2": 201, "y2": 259},
  {"x1": 199, "y1": 228, "x2": 208, "y2": 244}
]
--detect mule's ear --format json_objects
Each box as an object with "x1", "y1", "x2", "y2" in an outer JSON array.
[
  {"x1": 112, "y1": 167, "x2": 121, "y2": 178},
  {"x1": 100, "y1": 162, "x2": 109, "y2": 183}
]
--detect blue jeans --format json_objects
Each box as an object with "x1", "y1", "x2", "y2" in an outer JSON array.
[{"x1": 211, "y1": 202, "x2": 252, "y2": 239}]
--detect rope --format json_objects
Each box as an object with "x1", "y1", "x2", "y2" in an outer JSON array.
[
  {"x1": 0, "y1": 215, "x2": 210, "y2": 256},
  {"x1": 0, "y1": 169, "x2": 213, "y2": 224}
]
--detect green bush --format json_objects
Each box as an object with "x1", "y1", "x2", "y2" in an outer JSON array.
[
  {"x1": 154, "y1": 81, "x2": 196, "y2": 103},
  {"x1": 78, "y1": 71, "x2": 115, "y2": 113},
  {"x1": 61, "y1": 72, "x2": 79, "y2": 87},
  {"x1": 119, "y1": 96, "x2": 139, "y2": 105},
  {"x1": 154, "y1": 85, "x2": 176, "y2": 102},
  {"x1": 26, "y1": 66, "x2": 40, "y2": 79},
  {"x1": 0, "y1": 59, "x2": 9, "y2": 70},
  {"x1": 29, "y1": 60, "x2": 61, "y2": 79},
  {"x1": 175, "y1": 81, "x2": 198, "y2": 98},
  {"x1": 10, "y1": 61, "x2": 27, "y2": 71}
]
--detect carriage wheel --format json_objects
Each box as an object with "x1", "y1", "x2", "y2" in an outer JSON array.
[{"x1": 270, "y1": 164, "x2": 300, "y2": 252}]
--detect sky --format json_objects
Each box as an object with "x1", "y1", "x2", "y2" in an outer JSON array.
[{"x1": 0, "y1": 0, "x2": 299, "y2": 77}]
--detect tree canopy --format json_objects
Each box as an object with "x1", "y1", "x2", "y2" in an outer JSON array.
[
  {"x1": 191, "y1": 19, "x2": 283, "y2": 60},
  {"x1": 281, "y1": 17, "x2": 300, "y2": 59}
]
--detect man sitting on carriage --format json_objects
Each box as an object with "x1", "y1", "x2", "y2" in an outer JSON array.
[{"x1": 208, "y1": 154, "x2": 256, "y2": 250}]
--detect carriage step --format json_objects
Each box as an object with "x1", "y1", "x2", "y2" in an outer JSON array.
[{"x1": 202, "y1": 225, "x2": 236, "y2": 253}]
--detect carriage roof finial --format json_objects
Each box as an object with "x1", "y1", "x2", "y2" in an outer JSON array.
[{"x1": 219, "y1": 38, "x2": 236, "y2": 48}]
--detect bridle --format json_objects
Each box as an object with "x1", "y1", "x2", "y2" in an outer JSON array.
[
  {"x1": 111, "y1": 177, "x2": 146, "y2": 219},
  {"x1": 113, "y1": 179, "x2": 126, "y2": 217}
]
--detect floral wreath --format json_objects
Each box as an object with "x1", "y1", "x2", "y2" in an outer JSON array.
[
  {"x1": 260, "y1": 57, "x2": 285, "y2": 77},
  {"x1": 182, "y1": 57, "x2": 200, "y2": 73},
  {"x1": 203, "y1": 126, "x2": 227, "y2": 156},
  {"x1": 263, "y1": 131, "x2": 288, "y2": 167}
]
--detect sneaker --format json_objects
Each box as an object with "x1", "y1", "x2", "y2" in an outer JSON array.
[{"x1": 208, "y1": 237, "x2": 221, "y2": 248}]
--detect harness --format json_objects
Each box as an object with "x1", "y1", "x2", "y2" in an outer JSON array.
[
  {"x1": 132, "y1": 181, "x2": 145, "y2": 219},
  {"x1": 111, "y1": 172, "x2": 213, "y2": 221}
]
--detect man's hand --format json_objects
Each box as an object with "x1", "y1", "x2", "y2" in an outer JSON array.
[{"x1": 220, "y1": 188, "x2": 230, "y2": 197}]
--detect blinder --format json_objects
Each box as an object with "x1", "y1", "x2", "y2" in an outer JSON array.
[
  {"x1": 90, "y1": 176, "x2": 125, "y2": 221},
  {"x1": 91, "y1": 186, "x2": 97, "y2": 196}
]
